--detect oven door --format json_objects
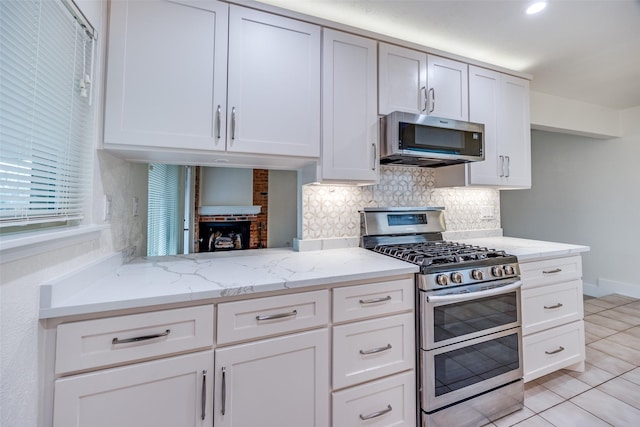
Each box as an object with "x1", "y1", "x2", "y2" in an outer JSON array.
[
  {"x1": 420, "y1": 279, "x2": 522, "y2": 350},
  {"x1": 421, "y1": 327, "x2": 523, "y2": 412}
]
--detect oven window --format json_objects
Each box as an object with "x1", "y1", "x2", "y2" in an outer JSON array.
[
  {"x1": 434, "y1": 333, "x2": 520, "y2": 397},
  {"x1": 433, "y1": 292, "x2": 518, "y2": 342}
]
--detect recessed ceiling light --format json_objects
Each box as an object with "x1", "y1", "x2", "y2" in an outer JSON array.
[{"x1": 526, "y1": 1, "x2": 547, "y2": 15}]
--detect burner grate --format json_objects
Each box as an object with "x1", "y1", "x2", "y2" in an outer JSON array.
[{"x1": 372, "y1": 241, "x2": 509, "y2": 268}]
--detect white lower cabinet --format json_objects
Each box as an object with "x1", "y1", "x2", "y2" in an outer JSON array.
[
  {"x1": 520, "y1": 255, "x2": 586, "y2": 382},
  {"x1": 333, "y1": 371, "x2": 416, "y2": 427},
  {"x1": 53, "y1": 351, "x2": 214, "y2": 427},
  {"x1": 214, "y1": 329, "x2": 329, "y2": 427}
]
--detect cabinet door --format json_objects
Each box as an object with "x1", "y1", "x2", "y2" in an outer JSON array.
[
  {"x1": 321, "y1": 29, "x2": 378, "y2": 183},
  {"x1": 104, "y1": 0, "x2": 228, "y2": 151},
  {"x1": 215, "y1": 329, "x2": 329, "y2": 427},
  {"x1": 378, "y1": 43, "x2": 427, "y2": 115},
  {"x1": 500, "y1": 74, "x2": 531, "y2": 188},
  {"x1": 227, "y1": 6, "x2": 320, "y2": 157},
  {"x1": 426, "y1": 55, "x2": 468, "y2": 120},
  {"x1": 467, "y1": 66, "x2": 501, "y2": 186},
  {"x1": 53, "y1": 351, "x2": 214, "y2": 427}
]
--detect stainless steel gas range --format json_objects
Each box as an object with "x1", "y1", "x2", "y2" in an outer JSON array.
[{"x1": 360, "y1": 207, "x2": 524, "y2": 427}]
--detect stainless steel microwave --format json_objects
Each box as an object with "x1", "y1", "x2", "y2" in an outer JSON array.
[{"x1": 380, "y1": 111, "x2": 485, "y2": 167}]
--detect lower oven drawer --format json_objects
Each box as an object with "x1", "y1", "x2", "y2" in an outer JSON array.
[
  {"x1": 523, "y1": 320, "x2": 585, "y2": 382},
  {"x1": 422, "y1": 327, "x2": 522, "y2": 412},
  {"x1": 333, "y1": 371, "x2": 415, "y2": 427}
]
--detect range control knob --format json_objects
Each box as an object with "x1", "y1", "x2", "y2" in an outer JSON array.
[
  {"x1": 450, "y1": 272, "x2": 464, "y2": 284},
  {"x1": 436, "y1": 274, "x2": 449, "y2": 286},
  {"x1": 471, "y1": 269, "x2": 484, "y2": 281},
  {"x1": 504, "y1": 265, "x2": 515, "y2": 275},
  {"x1": 491, "y1": 266, "x2": 504, "y2": 277}
]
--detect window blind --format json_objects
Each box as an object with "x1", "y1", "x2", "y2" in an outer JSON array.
[
  {"x1": 0, "y1": 0, "x2": 95, "y2": 228},
  {"x1": 147, "y1": 164, "x2": 181, "y2": 256}
]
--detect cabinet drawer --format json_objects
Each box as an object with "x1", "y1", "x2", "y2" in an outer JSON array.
[
  {"x1": 522, "y1": 279, "x2": 584, "y2": 335},
  {"x1": 333, "y1": 312, "x2": 414, "y2": 389},
  {"x1": 523, "y1": 320, "x2": 585, "y2": 382},
  {"x1": 55, "y1": 305, "x2": 214, "y2": 375},
  {"x1": 217, "y1": 290, "x2": 329, "y2": 345},
  {"x1": 332, "y1": 371, "x2": 415, "y2": 427},
  {"x1": 520, "y1": 256, "x2": 582, "y2": 289},
  {"x1": 333, "y1": 278, "x2": 414, "y2": 323}
]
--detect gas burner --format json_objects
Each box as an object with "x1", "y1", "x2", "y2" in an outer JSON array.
[{"x1": 372, "y1": 241, "x2": 510, "y2": 268}]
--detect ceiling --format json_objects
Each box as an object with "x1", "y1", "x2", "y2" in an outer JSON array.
[{"x1": 255, "y1": 0, "x2": 640, "y2": 110}]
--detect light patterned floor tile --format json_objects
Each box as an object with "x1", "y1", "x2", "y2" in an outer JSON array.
[
  {"x1": 603, "y1": 331, "x2": 640, "y2": 351},
  {"x1": 589, "y1": 337, "x2": 640, "y2": 365},
  {"x1": 583, "y1": 301, "x2": 608, "y2": 314},
  {"x1": 523, "y1": 382, "x2": 565, "y2": 413},
  {"x1": 571, "y1": 388, "x2": 640, "y2": 426},
  {"x1": 584, "y1": 320, "x2": 618, "y2": 339},
  {"x1": 584, "y1": 314, "x2": 635, "y2": 332},
  {"x1": 513, "y1": 415, "x2": 555, "y2": 427},
  {"x1": 492, "y1": 406, "x2": 535, "y2": 427},
  {"x1": 564, "y1": 362, "x2": 616, "y2": 387},
  {"x1": 621, "y1": 367, "x2": 640, "y2": 386},
  {"x1": 622, "y1": 325, "x2": 640, "y2": 339},
  {"x1": 597, "y1": 294, "x2": 638, "y2": 306},
  {"x1": 585, "y1": 347, "x2": 634, "y2": 376},
  {"x1": 535, "y1": 371, "x2": 591, "y2": 399},
  {"x1": 597, "y1": 307, "x2": 640, "y2": 326},
  {"x1": 586, "y1": 299, "x2": 619, "y2": 310},
  {"x1": 597, "y1": 376, "x2": 640, "y2": 410},
  {"x1": 539, "y1": 401, "x2": 612, "y2": 426}
]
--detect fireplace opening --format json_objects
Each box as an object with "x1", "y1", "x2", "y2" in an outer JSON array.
[{"x1": 199, "y1": 221, "x2": 251, "y2": 252}]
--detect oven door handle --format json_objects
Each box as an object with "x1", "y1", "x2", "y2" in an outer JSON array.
[{"x1": 427, "y1": 280, "x2": 523, "y2": 303}]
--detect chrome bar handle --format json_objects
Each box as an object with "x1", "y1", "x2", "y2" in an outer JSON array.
[
  {"x1": 256, "y1": 310, "x2": 297, "y2": 321},
  {"x1": 201, "y1": 370, "x2": 207, "y2": 420},
  {"x1": 428, "y1": 88, "x2": 435, "y2": 113},
  {"x1": 221, "y1": 367, "x2": 227, "y2": 416},
  {"x1": 544, "y1": 303, "x2": 564, "y2": 309},
  {"x1": 505, "y1": 155, "x2": 510, "y2": 177},
  {"x1": 499, "y1": 155, "x2": 505, "y2": 177},
  {"x1": 231, "y1": 107, "x2": 236, "y2": 140},
  {"x1": 112, "y1": 329, "x2": 170, "y2": 345},
  {"x1": 359, "y1": 404, "x2": 392, "y2": 420},
  {"x1": 371, "y1": 143, "x2": 377, "y2": 171},
  {"x1": 543, "y1": 268, "x2": 562, "y2": 274},
  {"x1": 359, "y1": 343, "x2": 392, "y2": 355},
  {"x1": 359, "y1": 295, "x2": 392, "y2": 305},
  {"x1": 215, "y1": 105, "x2": 221, "y2": 140},
  {"x1": 421, "y1": 86, "x2": 428, "y2": 112},
  {"x1": 545, "y1": 346, "x2": 565, "y2": 355}
]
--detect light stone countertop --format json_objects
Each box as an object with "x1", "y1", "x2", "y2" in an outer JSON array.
[
  {"x1": 39, "y1": 236, "x2": 590, "y2": 320},
  {"x1": 39, "y1": 247, "x2": 419, "y2": 319}
]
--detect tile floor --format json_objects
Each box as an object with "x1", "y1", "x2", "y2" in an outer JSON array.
[{"x1": 487, "y1": 293, "x2": 640, "y2": 427}]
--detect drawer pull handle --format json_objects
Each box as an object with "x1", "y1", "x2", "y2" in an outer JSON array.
[
  {"x1": 359, "y1": 404, "x2": 392, "y2": 420},
  {"x1": 359, "y1": 295, "x2": 392, "y2": 305},
  {"x1": 545, "y1": 346, "x2": 565, "y2": 355},
  {"x1": 111, "y1": 329, "x2": 170, "y2": 345},
  {"x1": 256, "y1": 310, "x2": 297, "y2": 321},
  {"x1": 359, "y1": 343, "x2": 392, "y2": 355},
  {"x1": 221, "y1": 367, "x2": 227, "y2": 416},
  {"x1": 201, "y1": 370, "x2": 207, "y2": 420},
  {"x1": 543, "y1": 268, "x2": 562, "y2": 274},
  {"x1": 544, "y1": 303, "x2": 564, "y2": 309}
]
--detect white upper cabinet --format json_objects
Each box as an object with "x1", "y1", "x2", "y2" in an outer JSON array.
[
  {"x1": 427, "y1": 55, "x2": 469, "y2": 121},
  {"x1": 378, "y1": 43, "x2": 427, "y2": 115},
  {"x1": 104, "y1": 0, "x2": 228, "y2": 151},
  {"x1": 104, "y1": 1, "x2": 320, "y2": 160},
  {"x1": 319, "y1": 29, "x2": 378, "y2": 183},
  {"x1": 467, "y1": 66, "x2": 530, "y2": 188},
  {"x1": 378, "y1": 43, "x2": 468, "y2": 121},
  {"x1": 226, "y1": 6, "x2": 320, "y2": 157}
]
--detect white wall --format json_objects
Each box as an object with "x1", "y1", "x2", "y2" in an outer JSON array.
[
  {"x1": 501, "y1": 110, "x2": 640, "y2": 297},
  {"x1": 268, "y1": 170, "x2": 297, "y2": 247}
]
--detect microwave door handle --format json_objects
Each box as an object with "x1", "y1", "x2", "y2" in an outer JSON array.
[{"x1": 426, "y1": 280, "x2": 523, "y2": 304}]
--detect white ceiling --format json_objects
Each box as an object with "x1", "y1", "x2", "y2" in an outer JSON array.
[{"x1": 255, "y1": 0, "x2": 640, "y2": 110}]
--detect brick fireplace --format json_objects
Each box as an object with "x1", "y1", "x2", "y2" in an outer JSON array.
[{"x1": 194, "y1": 168, "x2": 269, "y2": 252}]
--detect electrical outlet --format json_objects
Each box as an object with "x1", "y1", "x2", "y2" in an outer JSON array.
[
  {"x1": 104, "y1": 195, "x2": 112, "y2": 222},
  {"x1": 132, "y1": 196, "x2": 139, "y2": 217},
  {"x1": 481, "y1": 206, "x2": 494, "y2": 220}
]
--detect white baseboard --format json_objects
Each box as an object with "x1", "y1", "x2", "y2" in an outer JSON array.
[{"x1": 583, "y1": 278, "x2": 640, "y2": 299}]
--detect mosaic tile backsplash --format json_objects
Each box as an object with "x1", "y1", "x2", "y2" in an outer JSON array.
[{"x1": 302, "y1": 166, "x2": 500, "y2": 239}]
